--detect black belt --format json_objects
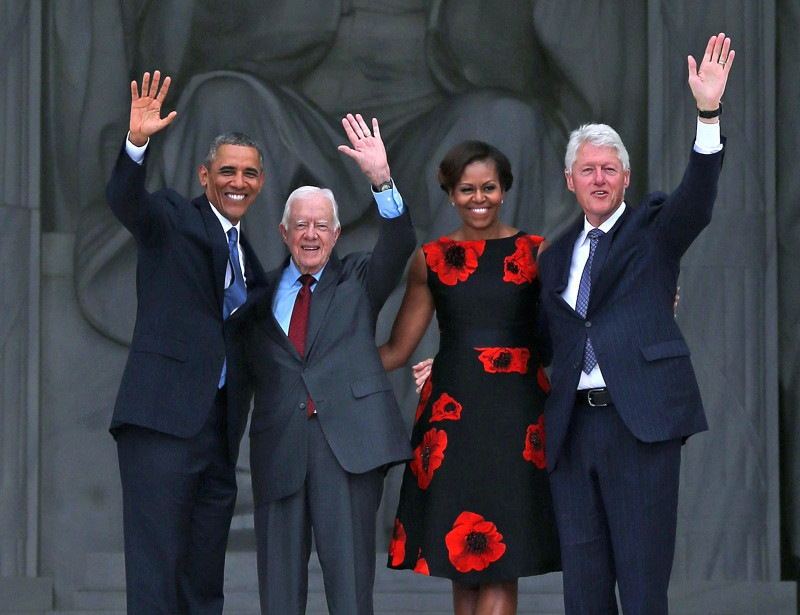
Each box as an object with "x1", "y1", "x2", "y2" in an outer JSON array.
[{"x1": 575, "y1": 387, "x2": 613, "y2": 407}]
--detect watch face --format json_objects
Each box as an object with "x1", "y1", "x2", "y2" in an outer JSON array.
[{"x1": 376, "y1": 181, "x2": 392, "y2": 192}]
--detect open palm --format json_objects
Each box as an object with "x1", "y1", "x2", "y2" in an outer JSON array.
[{"x1": 129, "y1": 71, "x2": 177, "y2": 145}]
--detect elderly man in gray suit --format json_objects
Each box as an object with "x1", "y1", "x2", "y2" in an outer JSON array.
[{"x1": 228, "y1": 113, "x2": 415, "y2": 615}]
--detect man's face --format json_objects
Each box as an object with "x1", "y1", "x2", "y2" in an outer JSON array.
[
  {"x1": 199, "y1": 144, "x2": 265, "y2": 224},
  {"x1": 565, "y1": 143, "x2": 630, "y2": 227},
  {"x1": 280, "y1": 193, "x2": 341, "y2": 275}
]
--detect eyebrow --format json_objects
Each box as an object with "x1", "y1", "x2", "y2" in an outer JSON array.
[{"x1": 218, "y1": 165, "x2": 261, "y2": 174}]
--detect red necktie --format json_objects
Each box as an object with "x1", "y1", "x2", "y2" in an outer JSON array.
[{"x1": 288, "y1": 274, "x2": 315, "y2": 416}]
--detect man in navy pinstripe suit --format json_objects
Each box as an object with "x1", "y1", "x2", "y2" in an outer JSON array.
[{"x1": 538, "y1": 33, "x2": 735, "y2": 615}]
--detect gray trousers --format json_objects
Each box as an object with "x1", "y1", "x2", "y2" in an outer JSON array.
[{"x1": 254, "y1": 415, "x2": 384, "y2": 615}]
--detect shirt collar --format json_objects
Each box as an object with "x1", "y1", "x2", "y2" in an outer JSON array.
[
  {"x1": 579, "y1": 202, "x2": 626, "y2": 245},
  {"x1": 282, "y1": 258, "x2": 324, "y2": 287},
  {"x1": 207, "y1": 200, "x2": 239, "y2": 237}
]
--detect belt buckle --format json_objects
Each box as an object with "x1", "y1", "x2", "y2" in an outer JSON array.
[{"x1": 586, "y1": 388, "x2": 607, "y2": 407}]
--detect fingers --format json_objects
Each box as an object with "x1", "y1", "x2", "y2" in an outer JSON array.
[
  {"x1": 141, "y1": 71, "x2": 151, "y2": 97},
  {"x1": 341, "y1": 113, "x2": 380, "y2": 143},
  {"x1": 706, "y1": 33, "x2": 733, "y2": 67},
  {"x1": 723, "y1": 49, "x2": 736, "y2": 72},
  {"x1": 341, "y1": 115, "x2": 359, "y2": 145},
  {"x1": 133, "y1": 70, "x2": 172, "y2": 100},
  {"x1": 703, "y1": 34, "x2": 717, "y2": 64},
  {"x1": 156, "y1": 75, "x2": 171, "y2": 103},
  {"x1": 686, "y1": 55, "x2": 698, "y2": 79}
]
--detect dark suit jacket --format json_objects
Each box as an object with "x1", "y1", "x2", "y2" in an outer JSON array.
[
  {"x1": 228, "y1": 208, "x2": 416, "y2": 507},
  {"x1": 538, "y1": 144, "x2": 725, "y2": 469},
  {"x1": 106, "y1": 144, "x2": 267, "y2": 462}
]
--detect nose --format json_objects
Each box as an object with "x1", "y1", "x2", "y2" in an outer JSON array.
[
  {"x1": 473, "y1": 189, "x2": 486, "y2": 203},
  {"x1": 232, "y1": 172, "x2": 246, "y2": 188},
  {"x1": 591, "y1": 168, "x2": 604, "y2": 183}
]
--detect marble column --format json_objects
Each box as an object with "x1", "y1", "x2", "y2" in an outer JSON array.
[{"x1": 0, "y1": 0, "x2": 52, "y2": 609}]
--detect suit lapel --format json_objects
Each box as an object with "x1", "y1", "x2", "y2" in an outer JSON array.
[
  {"x1": 587, "y1": 205, "x2": 630, "y2": 311},
  {"x1": 195, "y1": 196, "x2": 229, "y2": 312},
  {"x1": 304, "y1": 252, "x2": 343, "y2": 357},
  {"x1": 554, "y1": 220, "x2": 584, "y2": 294},
  {"x1": 240, "y1": 234, "x2": 267, "y2": 289},
  {"x1": 260, "y1": 264, "x2": 297, "y2": 352}
]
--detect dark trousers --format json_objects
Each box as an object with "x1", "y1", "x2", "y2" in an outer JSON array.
[
  {"x1": 116, "y1": 391, "x2": 237, "y2": 615},
  {"x1": 548, "y1": 401, "x2": 681, "y2": 615},
  {"x1": 254, "y1": 415, "x2": 384, "y2": 615}
]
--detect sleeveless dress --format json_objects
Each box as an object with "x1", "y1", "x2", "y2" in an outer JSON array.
[{"x1": 388, "y1": 233, "x2": 561, "y2": 583}]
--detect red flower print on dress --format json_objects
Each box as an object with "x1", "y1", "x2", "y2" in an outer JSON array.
[
  {"x1": 430, "y1": 392, "x2": 463, "y2": 422},
  {"x1": 523, "y1": 415, "x2": 546, "y2": 469},
  {"x1": 414, "y1": 377, "x2": 433, "y2": 426},
  {"x1": 410, "y1": 428, "x2": 447, "y2": 489},
  {"x1": 414, "y1": 556, "x2": 430, "y2": 575},
  {"x1": 503, "y1": 235, "x2": 544, "y2": 285},
  {"x1": 536, "y1": 364, "x2": 550, "y2": 393},
  {"x1": 388, "y1": 518, "x2": 406, "y2": 567},
  {"x1": 475, "y1": 347, "x2": 530, "y2": 374},
  {"x1": 445, "y1": 511, "x2": 506, "y2": 573},
  {"x1": 424, "y1": 238, "x2": 485, "y2": 286}
]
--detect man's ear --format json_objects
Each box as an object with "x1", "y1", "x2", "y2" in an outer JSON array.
[
  {"x1": 565, "y1": 168, "x2": 575, "y2": 193},
  {"x1": 198, "y1": 164, "x2": 209, "y2": 187}
]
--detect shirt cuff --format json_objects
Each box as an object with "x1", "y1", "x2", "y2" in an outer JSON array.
[
  {"x1": 693, "y1": 119, "x2": 723, "y2": 154},
  {"x1": 125, "y1": 132, "x2": 149, "y2": 165},
  {"x1": 372, "y1": 179, "x2": 404, "y2": 218}
]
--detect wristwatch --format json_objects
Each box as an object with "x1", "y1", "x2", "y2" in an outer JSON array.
[
  {"x1": 697, "y1": 101, "x2": 723, "y2": 119},
  {"x1": 373, "y1": 179, "x2": 393, "y2": 192}
]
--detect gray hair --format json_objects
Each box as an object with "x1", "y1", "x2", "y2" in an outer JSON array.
[
  {"x1": 564, "y1": 123, "x2": 630, "y2": 174},
  {"x1": 204, "y1": 132, "x2": 265, "y2": 169},
  {"x1": 281, "y1": 186, "x2": 341, "y2": 231}
]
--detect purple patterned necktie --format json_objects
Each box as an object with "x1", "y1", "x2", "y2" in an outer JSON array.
[
  {"x1": 576, "y1": 228, "x2": 604, "y2": 374},
  {"x1": 219, "y1": 227, "x2": 248, "y2": 387}
]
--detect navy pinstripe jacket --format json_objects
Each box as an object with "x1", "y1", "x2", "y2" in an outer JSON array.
[{"x1": 538, "y1": 143, "x2": 725, "y2": 469}]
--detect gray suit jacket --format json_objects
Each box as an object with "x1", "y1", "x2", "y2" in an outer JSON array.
[{"x1": 229, "y1": 208, "x2": 416, "y2": 506}]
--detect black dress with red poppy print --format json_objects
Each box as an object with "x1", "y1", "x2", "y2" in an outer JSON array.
[{"x1": 388, "y1": 233, "x2": 560, "y2": 583}]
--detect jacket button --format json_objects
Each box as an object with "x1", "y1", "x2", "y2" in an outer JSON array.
[
  {"x1": 299, "y1": 402, "x2": 306, "y2": 410},
  {"x1": 573, "y1": 362, "x2": 580, "y2": 370},
  {"x1": 585, "y1": 321, "x2": 592, "y2": 327}
]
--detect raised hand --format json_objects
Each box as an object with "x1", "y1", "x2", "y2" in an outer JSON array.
[
  {"x1": 337, "y1": 113, "x2": 391, "y2": 187},
  {"x1": 129, "y1": 71, "x2": 177, "y2": 146},
  {"x1": 687, "y1": 33, "x2": 735, "y2": 113}
]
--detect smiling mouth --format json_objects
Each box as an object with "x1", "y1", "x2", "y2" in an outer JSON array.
[
  {"x1": 301, "y1": 246, "x2": 320, "y2": 251},
  {"x1": 226, "y1": 193, "x2": 246, "y2": 201},
  {"x1": 471, "y1": 207, "x2": 489, "y2": 214}
]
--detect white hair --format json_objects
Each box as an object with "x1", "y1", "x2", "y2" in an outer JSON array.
[
  {"x1": 564, "y1": 123, "x2": 630, "y2": 174},
  {"x1": 281, "y1": 186, "x2": 341, "y2": 230}
]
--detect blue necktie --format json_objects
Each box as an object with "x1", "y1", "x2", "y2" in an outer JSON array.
[
  {"x1": 576, "y1": 228, "x2": 604, "y2": 374},
  {"x1": 219, "y1": 227, "x2": 247, "y2": 387}
]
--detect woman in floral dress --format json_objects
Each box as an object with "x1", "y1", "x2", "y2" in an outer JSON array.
[{"x1": 380, "y1": 141, "x2": 560, "y2": 615}]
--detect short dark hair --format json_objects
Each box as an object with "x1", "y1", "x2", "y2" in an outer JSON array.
[
  {"x1": 436, "y1": 141, "x2": 513, "y2": 193},
  {"x1": 204, "y1": 132, "x2": 264, "y2": 169}
]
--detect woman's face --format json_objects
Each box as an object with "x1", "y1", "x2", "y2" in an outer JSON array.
[{"x1": 449, "y1": 159, "x2": 505, "y2": 232}]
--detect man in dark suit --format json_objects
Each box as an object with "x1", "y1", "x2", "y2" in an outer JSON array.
[
  {"x1": 106, "y1": 71, "x2": 267, "y2": 614},
  {"x1": 537, "y1": 34, "x2": 735, "y2": 615},
  {"x1": 228, "y1": 113, "x2": 415, "y2": 615}
]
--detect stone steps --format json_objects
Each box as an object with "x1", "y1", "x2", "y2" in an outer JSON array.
[
  {"x1": 16, "y1": 550, "x2": 794, "y2": 614},
  {"x1": 62, "y1": 551, "x2": 565, "y2": 615}
]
